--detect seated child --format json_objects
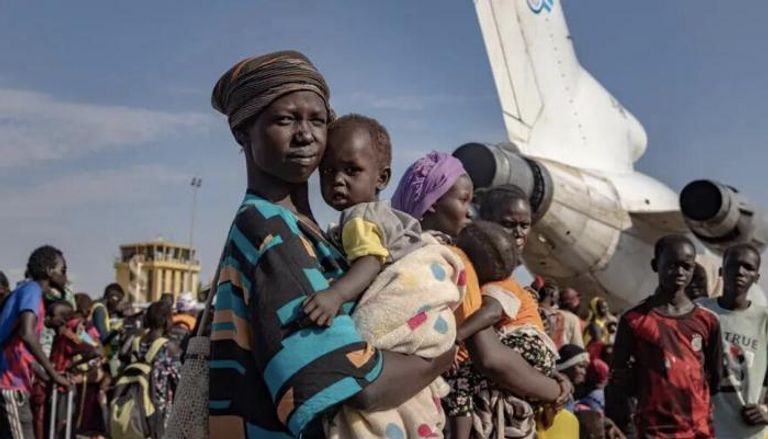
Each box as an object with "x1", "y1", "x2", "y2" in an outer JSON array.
[
  {"x1": 314, "y1": 114, "x2": 466, "y2": 438},
  {"x1": 446, "y1": 221, "x2": 559, "y2": 439},
  {"x1": 304, "y1": 113, "x2": 426, "y2": 326}
]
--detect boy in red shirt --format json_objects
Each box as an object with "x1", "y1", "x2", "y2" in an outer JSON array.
[{"x1": 607, "y1": 235, "x2": 722, "y2": 438}]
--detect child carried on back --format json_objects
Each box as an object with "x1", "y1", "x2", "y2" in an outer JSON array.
[
  {"x1": 447, "y1": 220, "x2": 559, "y2": 439},
  {"x1": 305, "y1": 115, "x2": 466, "y2": 438}
]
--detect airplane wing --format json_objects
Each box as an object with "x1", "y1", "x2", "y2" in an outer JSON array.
[{"x1": 474, "y1": 0, "x2": 647, "y2": 174}]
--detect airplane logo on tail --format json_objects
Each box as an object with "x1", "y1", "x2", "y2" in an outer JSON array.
[{"x1": 527, "y1": 0, "x2": 554, "y2": 14}]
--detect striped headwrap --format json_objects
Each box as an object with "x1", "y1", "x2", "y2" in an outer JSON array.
[{"x1": 211, "y1": 50, "x2": 333, "y2": 130}]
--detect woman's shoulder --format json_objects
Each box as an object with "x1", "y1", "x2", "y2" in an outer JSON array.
[
  {"x1": 232, "y1": 194, "x2": 308, "y2": 246},
  {"x1": 238, "y1": 194, "x2": 298, "y2": 226}
]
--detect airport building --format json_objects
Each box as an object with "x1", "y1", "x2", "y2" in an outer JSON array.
[{"x1": 114, "y1": 240, "x2": 200, "y2": 303}]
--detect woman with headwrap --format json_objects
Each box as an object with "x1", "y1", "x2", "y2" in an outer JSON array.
[
  {"x1": 392, "y1": 153, "x2": 571, "y2": 438},
  {"x1": 207, "y1": 51, "x2": 456, "y2": 439},
  {"x1": 584, "y1": 297, "x2": 618, "y2": 346}
]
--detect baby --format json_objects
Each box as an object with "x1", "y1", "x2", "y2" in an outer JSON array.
[
  {"x1": 447, "y1": 220, "x2": 558, "y2": 439},
  {"x1": 303, "y1": 113, "x2": 425, "y2": 325},
  {"x1": 315, "y1": 114, "x2": 465, "y2": 438}
]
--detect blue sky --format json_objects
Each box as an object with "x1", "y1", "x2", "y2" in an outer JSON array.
[{"x1": 1, "y1": 1, "x2": 766, "y2": 295}]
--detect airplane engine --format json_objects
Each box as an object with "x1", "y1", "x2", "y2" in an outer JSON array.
[
  {"x1": 454, "y1": 142, "x2": 553, "y2": 221},
  {"x1": 680, "y1": 180, "x2": 768, "y2": 254},
  {"x1": 454, "y1": 143, "x2": 641, "y2": 304}
]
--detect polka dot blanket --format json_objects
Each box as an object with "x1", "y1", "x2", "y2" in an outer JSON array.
[{"x1": 325, "y1": 233, "x2": 466, "y2": 438}]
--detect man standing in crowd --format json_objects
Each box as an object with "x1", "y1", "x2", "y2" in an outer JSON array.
[
  {"x1": 538, "y1": 281, "x2": 584, "y2": 348},
  {"x1": 91, "y1": 283, "x2": 126, "y2": 377},
  {"x1": 560, "y1": 287, "x2": 587, "y2": 328},
  {"x1": 0, "y1": 246, "x2": 71, "y2": 439},
  {"x1": 91, "y1": 283, "x2": 125, "y2": 343},
  {"x1": 607, "y1": 235, "x2": 722, "y2": 437},
  {"x1": 700, "y1": 244, "x2": 768, "y2": 438}
]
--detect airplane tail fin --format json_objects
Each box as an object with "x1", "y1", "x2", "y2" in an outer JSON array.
[{"x1": 474, "y1": 0, "x2": 647, "y2": 173}]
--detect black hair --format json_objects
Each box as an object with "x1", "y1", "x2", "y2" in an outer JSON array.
[
  {"x1": 103, "y1": 283, "x2": 124, "y2": 299},
  {"x1": 328, "y1": 113, "x2": 392, "y2": 167},
  {"x1": 653, "y1": 234, "x2": 695, "y2": 261},
  {"x1": 160, "y1": 293, "x2": 174, "y2": 306},
  {"x1": 46, "y1": 299, "x2": 74, "y2": 316},
  {"x1": 26, "y1": 245, "x2": 64, "y2": 281},
  {"x1": 724, "y1": 243, "x2": 762, "y2": 267},
  {"x1": 74, "y1": 293, "x2": 93, "y2": 316},
  {"x1": 0, "y1": 270, "x2": 8, "y2": 289},
  {"x1": 145, "y1": 301, "x2": 172, "y2": 330},
  {"x1": 456, "y1": 220, "x2": 518, "y2": 284},
  {"x1": 477, "y1": 185, "x2": 529, "y2": 221},
  {"x1": 538, "y1": 280, "x2": 560, "y2": 303}
]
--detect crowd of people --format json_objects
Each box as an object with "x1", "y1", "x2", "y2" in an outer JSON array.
[
  {"x1": 0, "y1": 250, "x2": 202, "y2": 439},
  {"x1": 2, "y1": 49, "x2": 767, "y2": 439}
]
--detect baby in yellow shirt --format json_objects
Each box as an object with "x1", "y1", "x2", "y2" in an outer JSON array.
[{"x1": 303, "y1": 114, "x2": 425, "y2": 326}]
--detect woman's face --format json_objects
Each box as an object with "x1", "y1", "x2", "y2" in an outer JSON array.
[
  {"x1": 565, "y1": 361, "x2": 589, "y2": 386},
  {"x1": 422, "y1": 175, "x2": 474, "y2": 238},
  {"x1": 241, "y1": 90, "x2": 329, "y2": 184},
  {"x1": 488, "y1": 197, "x2": 532, "y2": 254},
  {"x1": 597, "y1": 299, "x2": 609, "y2": 317}
]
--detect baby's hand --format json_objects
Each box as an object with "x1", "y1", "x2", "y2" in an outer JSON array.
[{"x1": 303, "y1": 291, "x2": 343, "y2": 327}]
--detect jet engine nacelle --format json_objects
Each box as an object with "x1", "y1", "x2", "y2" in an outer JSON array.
[
  {"x1": 454, "y1": 143, "x2": 641, "y2": 305},
  {"x1": 454, "y1": 142, "x2": 553, "y2": 222},
  {"x1": 680, "y1": 180, "x2": 768, "y2": 254}
]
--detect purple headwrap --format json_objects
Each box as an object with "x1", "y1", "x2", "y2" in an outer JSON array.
[{"x1": 391, "y1": 151, "x2": 467, "y2": 219}]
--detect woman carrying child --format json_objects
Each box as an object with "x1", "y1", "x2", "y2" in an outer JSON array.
[
  {"x1": 308, "y1": 113, "x2": 467, "y2": 438},
  {"x1": 392, "y1": 153, "x2": 571, "y2": 438},
  {"x1": 207, "y1": 51, "x2": 456, "y2": 438}
]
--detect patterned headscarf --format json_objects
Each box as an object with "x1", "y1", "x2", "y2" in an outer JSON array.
[
  {"x1": 391, "y1": 151, "x2": 467, "y2": 220},
  {"x1": 211, "y1": 50, "x2": 333, "y2": 130}
]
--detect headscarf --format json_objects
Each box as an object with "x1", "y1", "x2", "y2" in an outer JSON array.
[
  {"x1": 584, "y1": 297, "x2": 616, "y2": 345},
  {"x1": 556, "y1": 344, "x2": 589, "y2": 372},
  {"x1": 211, "y1": 50, "x2": 333, "y2": 130},
  {"x1": 176, "y1": 292, "x2": 198, "y2": 313},
  {"x1": 586, "y1": 298, "x2": 607, "y2": 325},
  {"x1": 587, "y1": 358, "x2": 610, "y2": 387},
  {"x1": 391, "y1": 151, "x2": 467, "y2": 219}
]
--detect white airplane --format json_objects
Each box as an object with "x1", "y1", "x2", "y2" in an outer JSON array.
[{"x1": 454, "y1": 0, "x2": 768, "y2": 309}]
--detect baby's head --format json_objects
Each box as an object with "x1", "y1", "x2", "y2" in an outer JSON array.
[
  {"x1": 45, "y1": 300, "x2": 74, "y2": 330},
  {"x1": 320, "y1": 114, "x2": 392, "y2": 211},
  {"x1": 456, "y1": 220, "x2": 518, "y2": 285}
]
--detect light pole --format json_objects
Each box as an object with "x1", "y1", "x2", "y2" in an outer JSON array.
[{"x1": 188, "y1": 176, "x2": 202, "y2": 292}]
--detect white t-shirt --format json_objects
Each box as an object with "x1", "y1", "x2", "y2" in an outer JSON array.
[{"x1": 699, "y1": 298, "x2": 768, "y2": 439}]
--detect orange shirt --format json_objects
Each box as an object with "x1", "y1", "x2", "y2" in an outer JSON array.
[
  {"x1": 172, "y1": 313, "x2": 197, "y2": 331},
  {"x1": 449, "y1": 246, "x2": 483, "y2": 327},
  {"x1": 449, "y1": 246, "x2": 482, "y2": 362},
  {"x1": 483, "y1": 277, "x2": 545, "y2": 332}
]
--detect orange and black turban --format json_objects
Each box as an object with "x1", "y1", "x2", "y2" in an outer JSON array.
[{"x1": 211, "y1": 50, "x2": 333, "y2": 130}]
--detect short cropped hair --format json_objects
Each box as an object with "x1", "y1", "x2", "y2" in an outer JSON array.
[
  {"x1": 328, "y1": 113, "x2": 392, "y2": 167},
  {"x1": 456, "y1": 220, "x2": 518, "y2": 285},
  {"x1": 724, "y1": 243, "x2": 762, "y2": 267},
  {"x1": 538, "y1": 280, "x2": 560, "y2": 303},
  {"x1": 145, "y1": 301, "x2": 172, "y2": 330},
  {"x1": 653, "y1": 234, "x2": 695, "y2": 260},
  {"x1": 26, "y1": 245, "x2": 63, "y2": 282},
  {"x1": 478, "y1": 185, "x2": 529, "y2": 221},
  {"x1": 0, "y1": 270, "x2": 8, "y2": 289},
  {"x1": 103, "y1": 283, "x2": 124, "y2": 299}
]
